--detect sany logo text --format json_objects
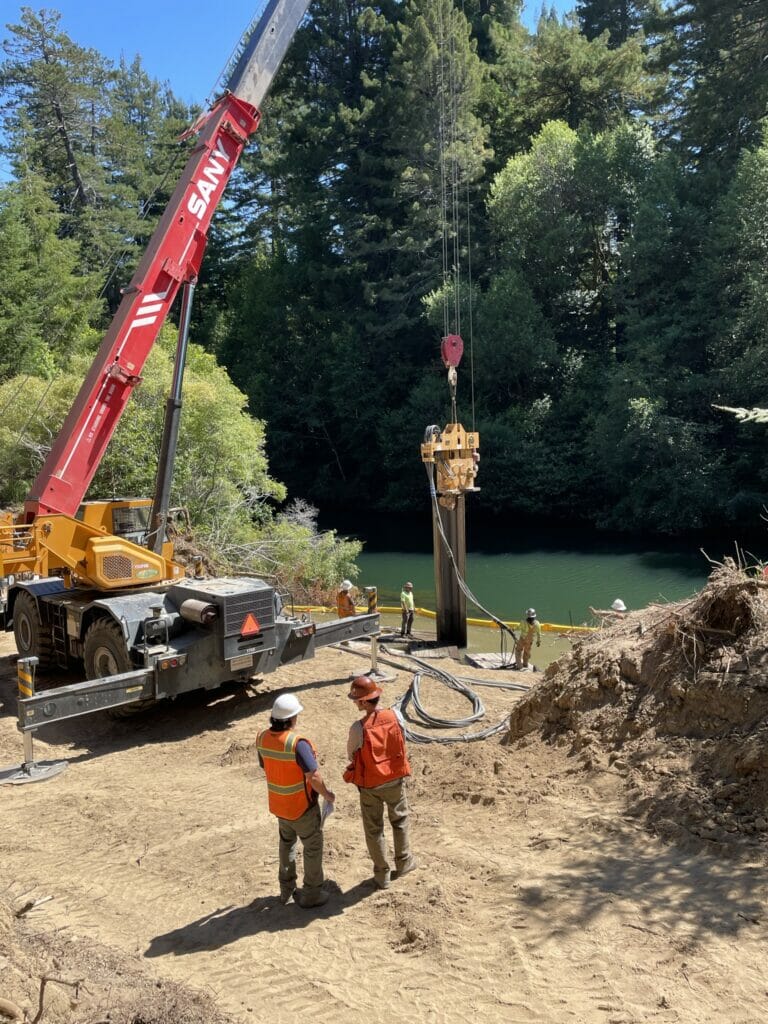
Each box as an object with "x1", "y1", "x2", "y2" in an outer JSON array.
[{"x1": 187, "y1": 139, "x2": 230, "y2": 220}]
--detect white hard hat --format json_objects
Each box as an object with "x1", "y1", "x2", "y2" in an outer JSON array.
[
  {"x1": 526, "y1": 608, "x2": 536, "y2": 618},
  {"x1": 271, "y1": 693, "x2": 303, "y2": 719},
  {"x1": 611, "y1": 599, "x2": 627, "y2": 612},
  {"x1": 340, "y1": 579, "x2": 352, "y2": 591}
]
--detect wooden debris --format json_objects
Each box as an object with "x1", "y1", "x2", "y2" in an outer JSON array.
[{"x1": 14, "y1": 897, "x2": 52, "y2": 919}]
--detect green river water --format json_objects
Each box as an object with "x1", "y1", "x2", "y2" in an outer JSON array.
[{"x1": 339, "y1": 515, "x2": 766, "y2": 629}]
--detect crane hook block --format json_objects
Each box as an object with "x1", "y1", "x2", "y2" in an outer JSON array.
[{"x1": 441, "y1": 334, "x2": 464, "y2": 368}]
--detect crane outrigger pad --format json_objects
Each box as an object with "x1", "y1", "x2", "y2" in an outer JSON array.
[{"x1": 0, "y1": 760, "x2": 68, "y2": 785}]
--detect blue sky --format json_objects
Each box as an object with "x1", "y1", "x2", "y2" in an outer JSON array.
[{"x1": 2, "y1": 2, "x2": 574, "y2": 108}]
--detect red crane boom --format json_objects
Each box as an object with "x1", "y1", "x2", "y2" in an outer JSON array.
[
  {"x1": 23, "y1": 0, "x2": 312, "y2": 522},
  {"x1": 24, "y1": 94, "x2": 259, "y2": 520}
]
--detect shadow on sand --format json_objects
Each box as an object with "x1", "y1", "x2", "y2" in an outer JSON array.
[{"x1": 145, "y1": 880, "x2": 376, "y2": 956}]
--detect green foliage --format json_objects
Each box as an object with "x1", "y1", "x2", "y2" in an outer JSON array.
[
  {"x1": 6, "y1": 0, "x2": 768, "y2": 540},
  {"x1": 576, "y1": 0, "x2": 659, "y2": 46},
  {"x1": 489, "y1": 119, "x2": 655, "y2": 348},
  {"x1": 0, "y1": 169, "x2": 102, "y2": 379},
  {"x1": 0, "y1": 329, "x2": 285, "y2": 521},
  {"x1": 521, "y1": 13, "x2": 652, "y2": 133},
  {"x1": 585, "y1": 396, "x2": 723, "y2": 531},
  {"x1": 658, "y1": 0, "x2": 768, "y2": 167},
  {"x1": 236, "y1": 500, "x2": 363, "y2": 600},
  {"x1": 1, "y1": 8, "x2": 194, "y2": 291}
]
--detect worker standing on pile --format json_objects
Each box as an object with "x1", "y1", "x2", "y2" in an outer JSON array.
[
  {"x1": 337, "y1": 579, "x2": 356, "y2": 618},
  {"x1": 344, "y1": 676, "x2": 417, "y2": 889},
  {"x1": 400, "y1": 581, "x2": 415, "y2": 637},
  {"x1": 514, "y1": 608, "x2": 541, "y2": 670},
  {"x1": 257, "y1": 694, "x2": 335, "y2": 909}
]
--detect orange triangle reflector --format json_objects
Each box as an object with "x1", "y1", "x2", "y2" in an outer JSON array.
[{"x1": 240, "y1": 612, "x2": 261, "y2": 636}]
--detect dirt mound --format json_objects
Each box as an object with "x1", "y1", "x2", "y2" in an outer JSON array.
[
  {"x1": 218, "y1": 740, "x2": 259, "y2": 766},
  {"x1": 506, "y1": 560, "x2": 768, "y2": 860},
  {"x1": 0, "y1": 892, "x2": 239, "y2": 1024}
]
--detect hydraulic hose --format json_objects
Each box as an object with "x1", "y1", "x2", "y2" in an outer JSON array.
[
  {"x1": 392, "y1": 653, "x2": 529, "y2": 744},
  {"x1": 334, "y1": 642, "x2": 530, "y2": 744}
]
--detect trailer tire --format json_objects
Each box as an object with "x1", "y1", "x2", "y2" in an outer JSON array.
[
  {"x1": 12, "y1": 591, "x2": 54, "y2": 671},
  {"x1": 83, "y1": 618, "x2": 155, "y2": 717}
]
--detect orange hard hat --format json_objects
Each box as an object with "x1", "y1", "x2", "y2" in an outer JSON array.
[{"x1": 348, "y1": 675, "x2": 382, "y2": 701}]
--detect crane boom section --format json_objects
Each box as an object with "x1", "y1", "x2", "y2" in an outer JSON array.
[
  {"x1": 226, "y1": 0, "x2": 311, "y2": 109},
  {"x1": 25, "y1": 0, "x2": 313, "y2": 521},
  {"x1": 24, "y1": 95, "x2": 259, "y2": 520}
]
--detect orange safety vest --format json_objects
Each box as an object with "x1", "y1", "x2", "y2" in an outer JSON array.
[
  {"x1": 337, "y1": 591, "x2": 355, "y2": 617},
  {"x1": 257, "y1": 729, "x2": 317, "y2": 820},
  {"x1": 346, "y1": 709, "x2": 411, "y2": 789}
]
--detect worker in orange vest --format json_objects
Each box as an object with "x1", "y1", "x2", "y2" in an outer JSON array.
[
  {"x1": 343, "y1": 675, "x2": 417, "y2": 889},
  {"x1": 337, "y1": 579, "x2": 356, "y2": 618},
  {"x1": 257, "y1": 693, "x2": 335, "y2": 909}
]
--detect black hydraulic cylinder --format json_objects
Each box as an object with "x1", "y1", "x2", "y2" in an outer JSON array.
[
  {"x1": 432, "y1": 495, "x2": 467, "y2": 648},
  {"x1": 148, "y1": 280, "x2": 196, "y2": 554}
]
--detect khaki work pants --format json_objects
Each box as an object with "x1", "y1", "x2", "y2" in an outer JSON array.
[
  {"x1": 515, "y1": 635, "x2": 533, "y2": 668},
  {"x1": 359, "y1": 777, "x2": 410, "y2": 882},
  {"x1": 278, "y1": 802, "x2": 323, "y2": 898}
]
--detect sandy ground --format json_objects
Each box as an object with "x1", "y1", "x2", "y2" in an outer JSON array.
[{"x1": 1, "y1": 631, "x2": 766, "y2": 1023}]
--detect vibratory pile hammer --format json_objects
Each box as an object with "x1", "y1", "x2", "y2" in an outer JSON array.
[
  {"x1": 420, "y1": 333, "x2": 480, "y2": 509},
  {"x1": 0, "y1": 0, "x2": 379, "y2": 729}
]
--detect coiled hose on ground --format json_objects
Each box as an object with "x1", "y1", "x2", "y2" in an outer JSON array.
[{"x1": 336, "y1": 641, "x2": 531, "y2": 744}]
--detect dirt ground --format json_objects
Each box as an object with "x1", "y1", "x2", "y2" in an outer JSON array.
[{"x1": 1, "y1": 608, "x2": 767, "y2": 1023}]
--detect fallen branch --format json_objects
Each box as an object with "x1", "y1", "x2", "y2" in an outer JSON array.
[
  {"x1": 528, "y1": 835, "x2": 570, "y2": 847},
  {"x1": 623, "y1": 922, "x2": 667, "y2": 938},
  {"x1": 14, "y1": 897, "x2": 52, "y2": 919},
  {"x1": 32, "y1": 976, "x2": 83, "y2": 1024}
]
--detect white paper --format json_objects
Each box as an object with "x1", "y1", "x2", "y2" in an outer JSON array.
[{"x1": 321, "y1": 799, "x2": 335, "y2": 825}]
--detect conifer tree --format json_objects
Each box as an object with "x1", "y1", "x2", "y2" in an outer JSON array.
[
  {"x1": 1, "y1": 9, "x2": 193, "y2": 291},
  {"x1": 522, "y1": 12, "x2": 651, "y2": 133},
  {"x1": 381, "y1": 0, "x2": 490, "y2": 334},
  {"x1": 659, "y1": 0, "x2": 768, "y2": 166},
  {"x1": 576, "y1": 0, "x2": 658, "y2": 46},
  {"x1": 0, "y1": 169, "x2": 101, "y2": 380},
  {"x1": 1, "y1": 9, "x2": 113, "y2": 260}
]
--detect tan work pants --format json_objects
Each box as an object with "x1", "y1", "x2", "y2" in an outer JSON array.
[
  {"x1": 515, "y1": 635, "x2": 533, "y2": 667},
  {"x1": 278, "y1": 802, "x2": 323, "y2": 898},
  {"x1": 359, "y1": 777, "x2": 410, "y2": 882}
]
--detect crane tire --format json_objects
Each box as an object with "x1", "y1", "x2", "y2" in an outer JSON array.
[
  {"x1": 12, "y1": 591, "x2": 54, "y2": 671},
  {"x1": 83, "y1": 618, "x2": 155, "y2": 718}
]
